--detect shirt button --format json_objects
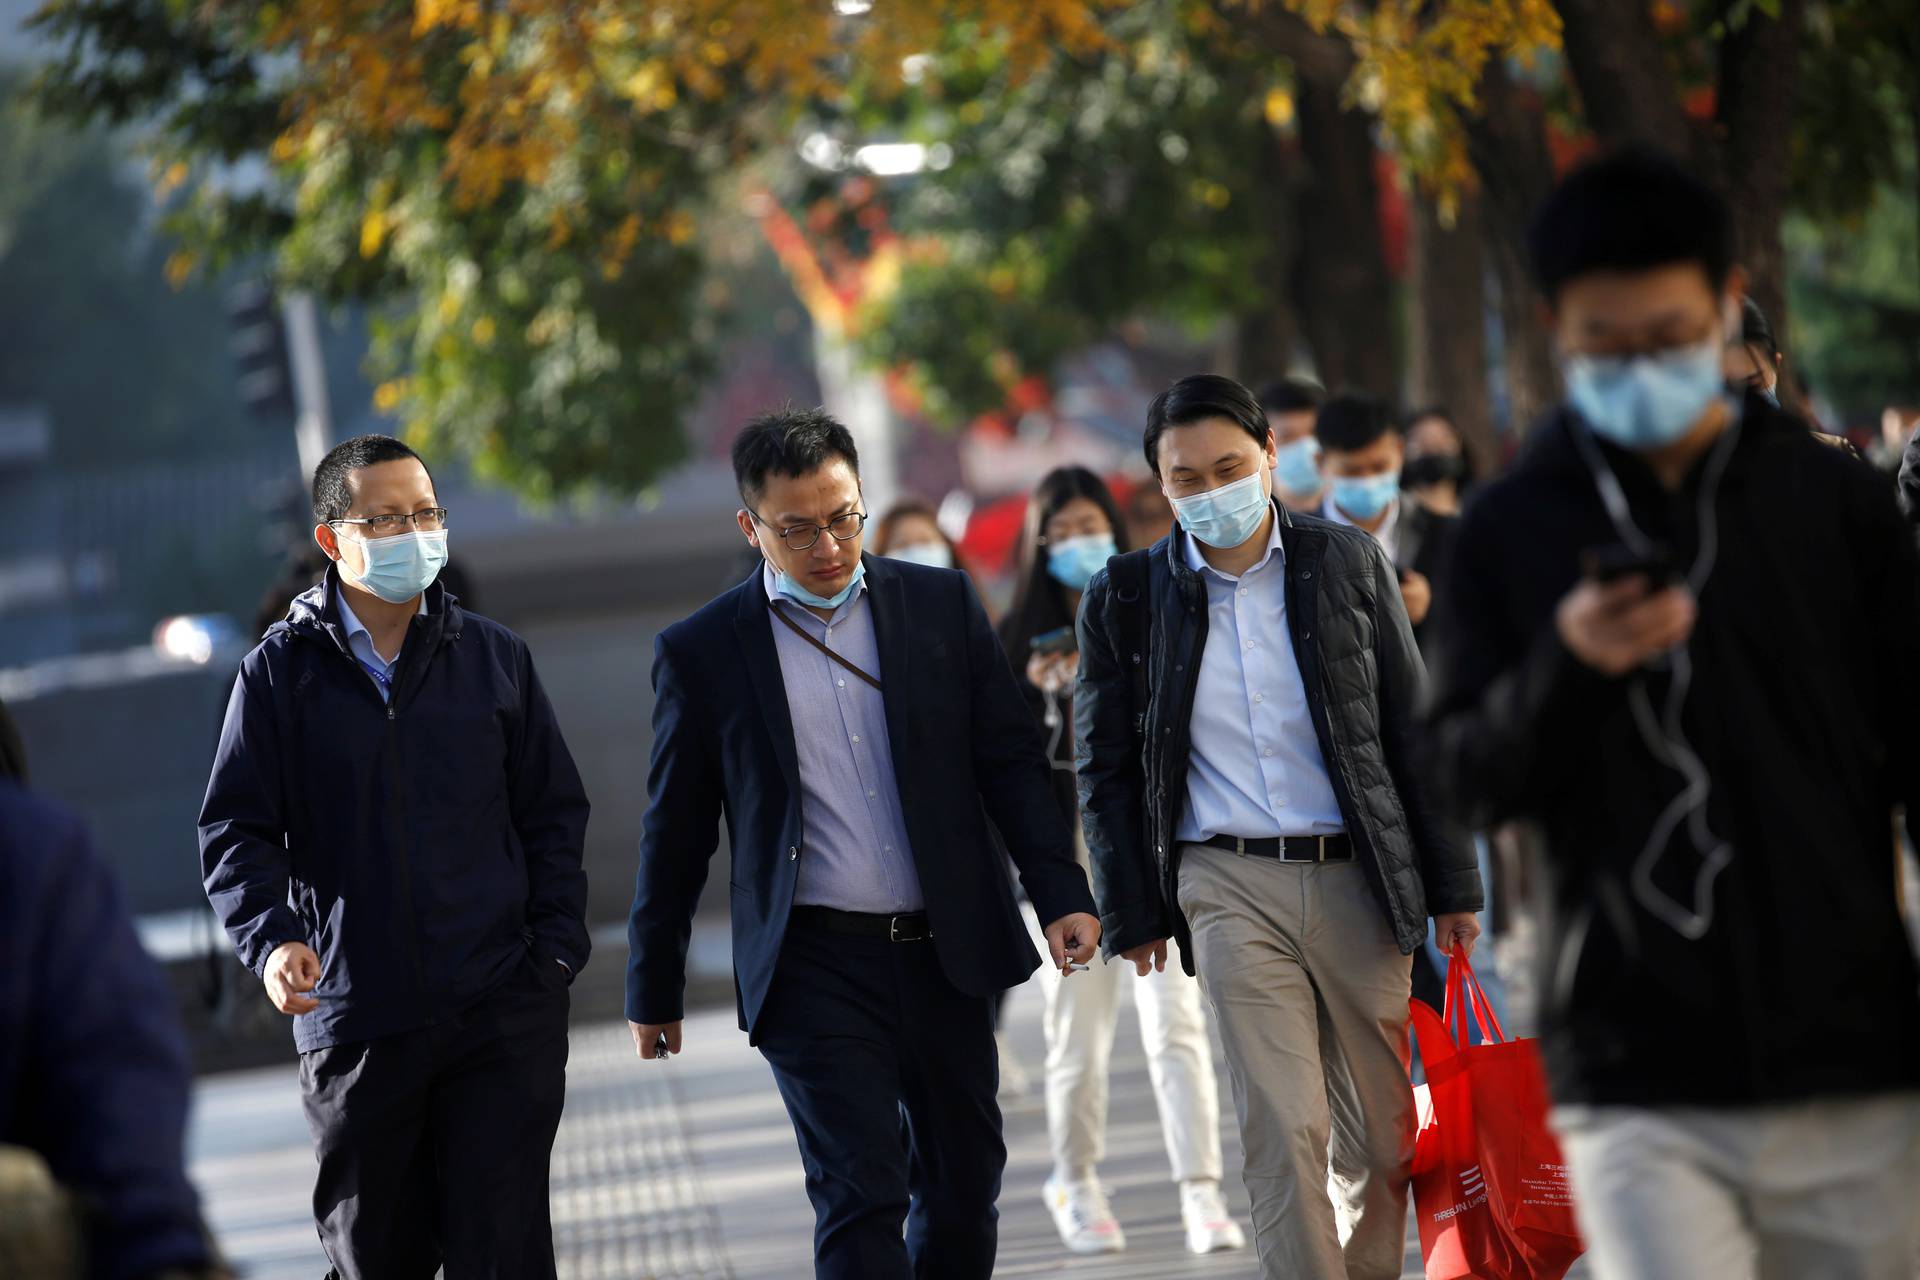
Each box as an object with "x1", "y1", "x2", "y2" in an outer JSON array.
[
  {"x1": 1245, "y1": 640, "x2": 1256, "y2": 650},
  {"x1": 837, "y1": 679, "x2": 846, "y2": 688},
  {"x1": 867, "y1": 789, "x2": 877, "y2": 799},
  {"x1": 1263, "y1": 748, "x2": 1275, "y2": 758},
  {"x1": 1254, "y1": 693, "x2": 1265, "y2": 703},
  {"x1": 851, "y1": 734, "x2": 862, "y2": 744},
  {"x1": 1239, "y1": 588, "x2": 1248, "y2": 597}
]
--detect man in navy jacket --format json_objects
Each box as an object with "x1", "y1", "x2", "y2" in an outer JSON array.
[
  {"x1": 2, "y1": 781, "x2": 221, "y2": 1280},
  {"x1": 199, "y1": 435, "x2": 589, "y2": 1280},
  {"x1": 626, "y1": 408, "x2": 1100, "y2": 1279}
]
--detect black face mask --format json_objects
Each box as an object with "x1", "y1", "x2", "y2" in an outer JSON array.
[{"x1": 1403, "y1": 453, "x2": 1466, "y2": 490}]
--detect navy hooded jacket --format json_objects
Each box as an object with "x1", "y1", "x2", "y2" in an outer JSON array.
[
  {"x1": 199, "y1": 571, "x2": 589, "y2": 1053},
  {"x1": 1, "y1": 781, "x2": 215, "y2": 1279}
]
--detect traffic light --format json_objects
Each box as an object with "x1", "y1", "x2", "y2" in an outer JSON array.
[{"x1": 227, "y1": 280, "x2": 295, "y2": 421}]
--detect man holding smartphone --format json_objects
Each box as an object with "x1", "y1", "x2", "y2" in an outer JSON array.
[
  {"x1": 1424, "y1": 148, "x2": 1920, "y2": 1278},
  {"x1": 627, "y1": 409, "x2": 1099, "y2": 1280}
]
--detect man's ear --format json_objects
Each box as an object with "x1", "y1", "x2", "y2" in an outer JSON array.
[
  {"x1": 313, "y1": 523, "x2": 340, "y2": 561},
  {"x1": 736, "y1": 509, "x2": 760, "y2": 549}
]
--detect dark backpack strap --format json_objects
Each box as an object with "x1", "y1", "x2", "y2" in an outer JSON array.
[{"x1": 1106, "y1": 549, "x2": 1153, "y2": 738}]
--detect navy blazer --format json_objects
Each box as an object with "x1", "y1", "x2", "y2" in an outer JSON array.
[{"x1": 625, "y1": 553, "x2": 1095, "y2": 1037}]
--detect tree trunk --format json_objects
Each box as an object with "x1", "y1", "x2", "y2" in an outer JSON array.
[
  {"x1": 1232, "y1": 131, "x2": 1303, "y2": 386},
  {"x1": 1463, "y1": 59, "x2": 1561, "y2": 437},
  {"x1": 1291, "y1": 69, "x2": 1398, "y2": 396},
  {"x1": 1714, "y1": 0, "x2": 1809, "y2": 344},
  {"x1": 1407, "y1": 189, "x2": 1494, "y2": 467},
  {"x1": 1239, "y1": 4, "x2": 1398, "y2": 396},
  {"x1": 1553, "y1": 0, "x2": 1696, "y2": 156}
]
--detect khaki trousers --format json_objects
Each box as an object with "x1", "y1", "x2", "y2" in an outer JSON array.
[{"x1": 1176, "y1": 843, "x2": 1415, "y2": 1280}]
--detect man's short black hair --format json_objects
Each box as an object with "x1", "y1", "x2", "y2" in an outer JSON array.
[
  {"x1": 1144, "y1": 374, "x2": 1270, "y2": 472},
  {"x1": 1257, "y1": 376, "x2": 1324, "y2": 416},
  {"x1": 311, "y1": 435, "x2": 430, "y2": 523},
  {"x1": 1528, "y1": 147, "x2": 1732, "y2": 305},
  {"x1": 731, "y1": 406, "x2": 861, "y2": 507},
  {"x1": 1315, "y1": 393, "x2": 1397, "y2": 454}
]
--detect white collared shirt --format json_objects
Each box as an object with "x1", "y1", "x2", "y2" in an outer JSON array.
[
  {"x1": 1176, "y1": 514, "x2": 1344, "y2": 841},
  {"x1": 1324, "y1": 493, "x2": 1402, "y2": 566},
  {"x1": 335, "y1": 586, "x2": 425, "y2": 703}
]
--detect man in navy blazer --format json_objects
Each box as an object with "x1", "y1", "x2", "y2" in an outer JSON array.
[{"x1": 626, "y1": 407, "x2": 1101, "y2": 1278}]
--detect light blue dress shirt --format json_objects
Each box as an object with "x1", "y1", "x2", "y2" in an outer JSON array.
[
  {"x1": 762, "y1": 564, "x2": 925, "y2": 913},
  {"x1": 1175, "y1": 514, "x2": 1345, "y2": 842},
  {"x1": 335, "y1": 586, "x2": 425, "y2": 704}
]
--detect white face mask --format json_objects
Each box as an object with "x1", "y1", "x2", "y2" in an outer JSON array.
[{"x1": 888, "y1": 541, "x2": 954, "y2": 570}]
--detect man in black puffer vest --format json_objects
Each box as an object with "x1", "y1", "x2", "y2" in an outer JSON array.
[{"x1": 1075, "y1": 374, "x2": 1483, "y2": 1280}]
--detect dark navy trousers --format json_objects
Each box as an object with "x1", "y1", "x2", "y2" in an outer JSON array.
[
  {"x1": 756, "y1": 923, "x2": 1005, "y2": 1279},
  {"x1": 298, "y1": 949, "x2": 570, "y2": 1279}
]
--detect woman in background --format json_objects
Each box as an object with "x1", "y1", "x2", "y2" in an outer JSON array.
[
  {"x1": 871, "y1": 498, "x2": 964, "y2": 571},
  {"x1": 1400, "y1": 406, "x2": 1477, "y2": 517},
  {"x1": 998, "y1": 466, "x2": 1244, "y2": 1260}
]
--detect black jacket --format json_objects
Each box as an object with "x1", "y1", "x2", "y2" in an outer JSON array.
[
  {"x1": 199, "y1": 571, "x2": 590, "y2": 1053},
  {"x1": 1426, "y1": 403, "x2": 1920, "y2": 1107},
  {"x1": 3, "y1": 783, "x2": 216, "y2": 1280},
  {"x1": 1074, "y1": 504, "x2": 1482, "y2": 972},
  {"x1": 625, "y1": 555, "x2": 1095, "y2": 1037},
  {"x1": 1397, "y1": 501, "x2": 1459, "y2": 654}
]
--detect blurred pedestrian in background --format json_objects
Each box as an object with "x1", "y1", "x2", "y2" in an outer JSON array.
[
  {"x1": 625, "y1": 409, "x2": 1099, "y2": 1280},
  {"x1": 2, "y1": 781, "x2": 226, "y2": 1280},
  {"x1": 1077, "y1": 374, "x2": 1481, "y2": 1280},
  {"x1": 1400, "y1": 406, "x2": 1477, "y2": 517},
  {"x1": 997, "y1": 466, "x2": 1243, "y2": 1259},
  {"x1": 1314, "y1": 393, "x2": 1455, "y2": 1017},
  {"x1": 1257, "y1": 376, "x2": 1328, "y2": 514},
  {"x1": 1426, "y1": 148, "x2": 1920, "y2": 1280},
  {"x1": 199, "y1": 435, "x2": 590, "y2": 1280},
  {"x1": 870, "y1": 497, "x2": 964, "y2": 572},
  {"x1": 1123, "y1": 480, "x2": 1176, "y2": 550}
]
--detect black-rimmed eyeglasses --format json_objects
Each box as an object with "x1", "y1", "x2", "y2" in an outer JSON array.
[
  {"x1": 750, "y1": 509, "x2": 866, "y2": 552},
  {"x1": 328, "y1": 508, "x2": 449, "y2": 537}
]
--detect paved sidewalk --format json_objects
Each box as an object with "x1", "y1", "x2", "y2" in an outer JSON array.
[{"x1": 190, "y1": 967, "x2": 1581, "y2": 1278}]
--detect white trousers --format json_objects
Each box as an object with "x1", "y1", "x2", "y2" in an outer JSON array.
[
  {"x1": 1554, "y1": 1093, "x2": 1920, "y2": 1280},
  {"x1": 1020, "y1": 901, "x2": 1224, "y2": 1186}
]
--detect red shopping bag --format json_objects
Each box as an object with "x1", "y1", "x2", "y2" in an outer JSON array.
[{"x1": 1408, "y1": 949, "x2": 1584, "y2": 1280}]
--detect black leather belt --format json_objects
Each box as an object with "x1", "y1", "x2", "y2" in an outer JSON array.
[
  {"x1": 1200, "y1": 832, "x2": 1353, "y2": 862},
  {"x1": 789, "y1": 906, "x2": 935, "y2": 942}
]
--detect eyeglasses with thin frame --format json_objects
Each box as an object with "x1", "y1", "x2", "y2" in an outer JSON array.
[
  {"x1": 328, "y1": 507, "x2": 449, "y2": 538},
  {"x1": 750, "y1": 509, "x2": 866, "y2": 552}
]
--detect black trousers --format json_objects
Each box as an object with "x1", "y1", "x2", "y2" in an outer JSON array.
[
  {"x1": 756, "y1": 925, "x2": 1004, "y2": 1280},
  {"x1": 298, "y1": 951, "x2": 570, "y2": 1280}
]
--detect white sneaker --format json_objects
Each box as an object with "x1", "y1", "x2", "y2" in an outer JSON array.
[
  {"x1": 1043, "y1": 1176, "x2": 1127, "y2": 1254},
  {"x1": 1180, "y1": 1179, "x2": 1247, "y2": 1254}
]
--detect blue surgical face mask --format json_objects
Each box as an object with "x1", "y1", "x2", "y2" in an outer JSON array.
[
  {"x1": 1046, "y1": 533, "x2": 1117, "y2": 591},
  {"x1": 773, "y1": 558, "x2": 866, "y2": 610},
  {"x1": 890, "y1": 541, "x2": 954, "y2": 570},
  {"x1": 343, "y1": 529, "x2": 448, "y2": 604},
  {"x1": 1169, "y1": 469, "x2": 1270, "y2": 550},
  {"x1": 1273, "y1": 437, "x2": 1324, "y2": 496},
  {"x1": 1566, "y1": 333, "x2": 1728, "y2": 451},
  {"x1": 1331, "y1": 471, "x2": 1401, "y2": 523}
]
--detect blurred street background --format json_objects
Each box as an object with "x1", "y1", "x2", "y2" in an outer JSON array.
[{"x1": 1, "y1": 0, "x2": 1916, "y2": 1274}]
